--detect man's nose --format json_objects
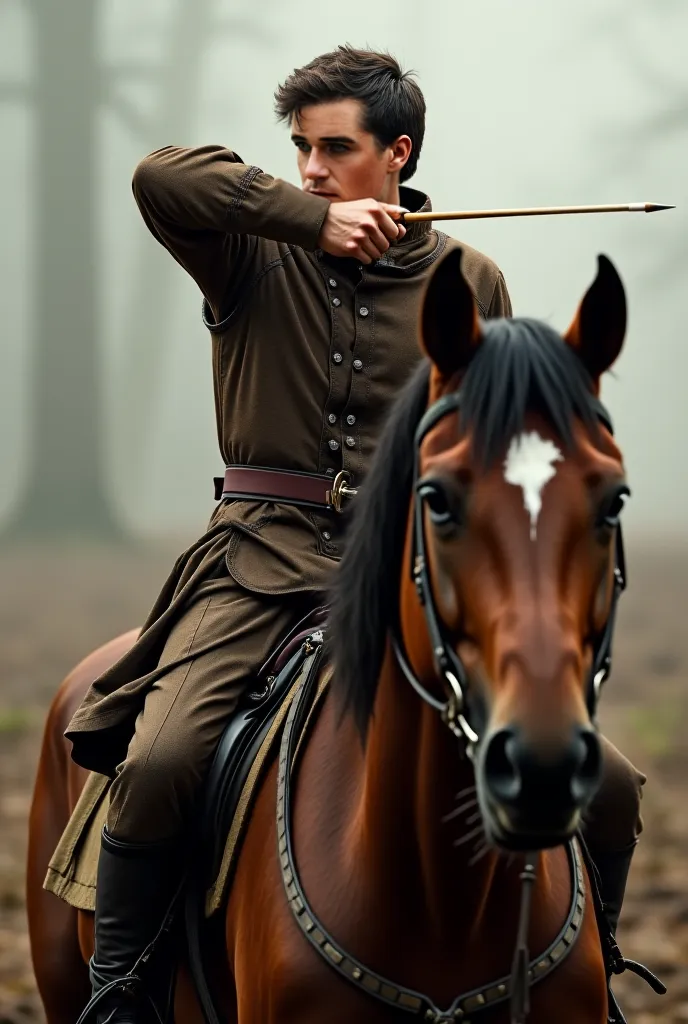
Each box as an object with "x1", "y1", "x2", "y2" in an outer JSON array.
[{"x1": 304, "y1": 149, "x2": 327, "y2": 180}]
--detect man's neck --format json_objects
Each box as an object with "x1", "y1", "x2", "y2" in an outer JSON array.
[{"x1": 379, "y1": 174, "x2": 401, "y2": 208}]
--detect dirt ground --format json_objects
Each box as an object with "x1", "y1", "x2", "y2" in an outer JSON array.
[{"x1": 0, "y1": 538, "x2": 686, "y2": 1023}]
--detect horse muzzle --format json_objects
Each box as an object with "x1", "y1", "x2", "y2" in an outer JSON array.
[{"x1": 477, "y1": 724, "x2": 602, "y2": 850}]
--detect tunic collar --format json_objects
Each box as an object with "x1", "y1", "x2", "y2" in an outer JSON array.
[{"x1": 395, "y1": 185, "x2": 433, "y2": 245}]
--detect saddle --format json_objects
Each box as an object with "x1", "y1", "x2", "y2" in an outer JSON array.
[
  {"x1": 184, "y1": 610, "x2": 329, "y2": 1024},
  {"x1": 199, "y1": 604, "x2": 327, "y2": 888}
]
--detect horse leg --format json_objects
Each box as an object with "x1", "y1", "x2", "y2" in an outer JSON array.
[{"x1": 27, "y1": 631, "x2": 139, "y2": 1023}]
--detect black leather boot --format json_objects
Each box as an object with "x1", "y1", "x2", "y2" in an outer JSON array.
[
  {"x1": 591, "y1": 839, "x2": 636, "y2": 935},
  {"x1": 591, "y1": 839, "x2": 667, "y2": 1023},
  {"x1": 77, "y1": 827, "x2": 186, "y2": 1024}
]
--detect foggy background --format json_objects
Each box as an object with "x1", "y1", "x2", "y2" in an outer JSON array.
[
  {"x1": 0, "y1": 2, "x2": 687, "y2": 1021},
  {"x1": 0, "y1": 0, "x2": 686, "y2": 539}
]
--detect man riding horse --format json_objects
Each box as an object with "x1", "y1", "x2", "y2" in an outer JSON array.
[{"x1": 63, "y1": 45, "x2": 645, "y2": 1023}]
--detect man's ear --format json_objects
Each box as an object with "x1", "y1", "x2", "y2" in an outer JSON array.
[
  {"x1": 388, "y1": 134, "x2": 412, "y2": 175},
  {"x1": 564, "y1": 255, "x2": 626, "y2": 382},
  {"x1": 420, "y1": 247, "x2": 482, "y2": 379}
]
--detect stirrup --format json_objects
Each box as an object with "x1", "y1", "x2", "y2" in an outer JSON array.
[
  {"x1": 606, "y1": 936, "x2": 667, "y2": 994},
  {"x1": 75, "y1": 973, "x2": 146, "y2": 1024}
]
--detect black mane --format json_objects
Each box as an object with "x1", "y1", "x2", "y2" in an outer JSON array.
[{"x1": 328, "y1": 317, "x2": 599, "y2": 738}]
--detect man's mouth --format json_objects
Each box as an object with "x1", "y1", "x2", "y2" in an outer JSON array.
[{"x1": 308, "y1": 189, "x2": 338, "y2": 198}]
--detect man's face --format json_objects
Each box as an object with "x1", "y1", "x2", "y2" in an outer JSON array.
[{"x1": 291, "y1": 98, "x2": 410, "y2": 204}]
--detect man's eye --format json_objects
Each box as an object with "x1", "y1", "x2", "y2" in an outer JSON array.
[
  {"x1": 328, "y1": 144, "x2": 348, "y2": 154},
  {"x1": 294, "y1": 141, "x2": 310, "y2": 153}
]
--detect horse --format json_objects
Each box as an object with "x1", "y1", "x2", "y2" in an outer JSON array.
[{"x1": 28, "y1": 247, "x2": 638, "y2": 1023}]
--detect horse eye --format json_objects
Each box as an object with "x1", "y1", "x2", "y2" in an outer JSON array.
[
  {"x1": 599, "y1": 486, "x2": 630, "y2": 529},
  {"x1": 418, "y1": 482, "x2": 457, "y2": 528}
]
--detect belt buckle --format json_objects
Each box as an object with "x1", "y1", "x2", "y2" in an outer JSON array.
[{"x1": 327, "y1": 470, "x2": 358, "y2": 513}]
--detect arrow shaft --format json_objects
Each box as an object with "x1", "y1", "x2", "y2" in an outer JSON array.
[{"x1": 404, "y1": 203, "x2": 667, "y2": 223}]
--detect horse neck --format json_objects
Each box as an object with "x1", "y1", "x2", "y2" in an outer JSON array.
[{"x1": 355, "y1": 644, "x2": 510, "y2": 944}]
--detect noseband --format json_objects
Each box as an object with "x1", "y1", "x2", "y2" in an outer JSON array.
[{"x1": 391, "y1": 387, "x2": 627, "y2": 754}]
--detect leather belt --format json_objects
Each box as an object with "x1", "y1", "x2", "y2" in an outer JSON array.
[{"x1": 214, "y1": 466, "x2": 357, "y2": 513}]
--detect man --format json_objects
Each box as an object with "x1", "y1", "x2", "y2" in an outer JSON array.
[{"x1": 64, "y1": 46, "x2": 644, "y2": 1022}]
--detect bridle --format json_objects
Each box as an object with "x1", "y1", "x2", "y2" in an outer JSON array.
[
  {"x1": 391, "y1": 386, "x2": 627, "y2": 755},
  {"x1": 276, "y1": 384, "x2": 664, "y2": 1024}
]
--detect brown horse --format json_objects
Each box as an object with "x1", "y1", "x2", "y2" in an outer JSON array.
[{"x1": 29, "y1": 248, "x2": 638, "y2": 1023}]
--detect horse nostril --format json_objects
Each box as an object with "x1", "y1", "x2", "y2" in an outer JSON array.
[
  {"x1": 483, "y1": 728, "x2": 521, "y2": 803},
  {"x1": 571, "y1": 727, "x2": 602, "y2": 803}
]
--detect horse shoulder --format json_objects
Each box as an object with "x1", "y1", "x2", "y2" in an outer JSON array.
[{"x1": 225, "y1": 684, "x2": 369, "y2": 1023}]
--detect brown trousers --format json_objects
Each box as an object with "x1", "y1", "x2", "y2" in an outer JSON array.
[
  {"x1": 107, "y1": 577, "x2": 313, "y2": 842},
  {"x1": 107, "y1": 577, "x2": 644, "y2": 852}
]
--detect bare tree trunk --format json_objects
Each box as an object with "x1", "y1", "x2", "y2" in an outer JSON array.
[
  {"x1": 117, "y1": 0, "x2": 217, "y2": 503},
  {"x1": 6, "y1": 0, "x2": 120, "y2": 538}
]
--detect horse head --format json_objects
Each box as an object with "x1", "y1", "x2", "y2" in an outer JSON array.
[{"x1": 400, "y1": 247, "x2": 628, "y2": 851}]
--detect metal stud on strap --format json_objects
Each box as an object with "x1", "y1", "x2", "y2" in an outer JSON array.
[{"x1": 277, "y1": 664, "x2": 586, "y2": 1021}]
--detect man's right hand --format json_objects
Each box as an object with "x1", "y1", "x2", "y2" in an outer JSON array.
[{"x1": 317, "y1": 199, "x2": 407, "y2": 264}]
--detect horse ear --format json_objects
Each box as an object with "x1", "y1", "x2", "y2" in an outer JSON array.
[
  {"x1": 420, "y1": 246, "x2": 482, "y2": 379},
  {"x1": 564, "y1": 255, "x2": 626, "y2": 381}
]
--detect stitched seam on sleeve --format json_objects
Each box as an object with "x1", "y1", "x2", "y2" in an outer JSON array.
[{"x1": 226, "y1": 165, "x2": 263, "y2": 223}]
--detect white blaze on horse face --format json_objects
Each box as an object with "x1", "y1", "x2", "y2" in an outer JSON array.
[{"x1": 503, "y1": 431, "x2": 563, "y2": 541}]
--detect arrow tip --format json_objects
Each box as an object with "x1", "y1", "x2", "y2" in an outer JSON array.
[{"x1": 645, "y1": 203, "x2": 675, "y2": 212}]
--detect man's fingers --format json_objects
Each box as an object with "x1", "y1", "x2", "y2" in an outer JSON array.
[
  {"x1": 378, "y1": 210, "x2": 403, "y2": 241},
  {"x1": 366, "y1": 222, "x2": 391, "y2": 254},
  {"x1": 359, "y1": 237, "x2": 383, "y2": 263},
  {"x1": 379, "y1": 203, "x2": 409, "y2": 219},
  {"x1": 337, "y1": 200, "x2": 410, "y2": 261},
  {"x1": 379, "y1": 203, "x2": 408, "y2": 231},
  {"x1": 346, "y1": 240, "x2": 372, "y2": 264}
]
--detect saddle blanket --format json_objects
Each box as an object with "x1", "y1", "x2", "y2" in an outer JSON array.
[{"x1": 44, "y1": 655, "x2": 330, "y2": 918}]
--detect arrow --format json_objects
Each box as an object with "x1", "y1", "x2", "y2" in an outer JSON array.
[{"x1": 403, "y1": 202, "x2": 675, "y2": 223}]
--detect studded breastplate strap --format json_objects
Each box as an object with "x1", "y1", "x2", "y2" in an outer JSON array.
[{"x1": 276, "y1": 638, "x2": 585, "y2": 1022}]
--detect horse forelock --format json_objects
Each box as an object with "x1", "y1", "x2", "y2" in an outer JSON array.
[{"x1": 461, "y1": 318, "x2": 601, "y2": 470}]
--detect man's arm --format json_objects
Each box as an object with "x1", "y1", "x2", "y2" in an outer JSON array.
[
  {"x1": 486, "y1": 271, "x2": 512, "y2": 319},
  {"x1": 132, "y1": 144, "x2": 332, "y2": 317},
  {"x1": 132, "y1": 144, "x2": 405, "y2": 318}
]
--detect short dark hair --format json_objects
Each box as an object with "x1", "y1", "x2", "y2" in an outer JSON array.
[{"x1": 274, "y1": 45, "x2": 426, "y2": 183}]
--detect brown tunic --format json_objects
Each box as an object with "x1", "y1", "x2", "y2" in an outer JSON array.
[{"x1": 65, "y1": 145, "x2": 512, "y2": 775}]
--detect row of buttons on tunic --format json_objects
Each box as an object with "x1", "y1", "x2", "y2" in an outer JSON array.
[
  {"x1": 322, "y1": 264, "x2": 374, "y2": 478},
  {"x1": 333, "y1": 352, "x2": 364, "y2": 371},
  {"x1": 326, "y1": 274, "x2": 366, "y2": 454},
  {"x1": 332, "y1": 298, "x2": 369, "y2": 318},
  {"x1": 330, "y1": 277, "x2": 369, "y2": 314},
  {"x1": 328, "y1": 413, "x2": 357, "y2": 425}
]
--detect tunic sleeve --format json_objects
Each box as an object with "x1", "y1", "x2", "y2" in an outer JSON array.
[
  {"x1": 131, "y1": 144, "x2": 331, "y2": 317},
  {"x1": 486, "y1": 270, "x2": 513, "y2": 319}
]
